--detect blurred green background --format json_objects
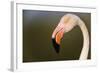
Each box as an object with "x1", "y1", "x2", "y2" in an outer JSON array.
[{"x1": 23, "y1": 10, "x2": 91, "y2": 62}]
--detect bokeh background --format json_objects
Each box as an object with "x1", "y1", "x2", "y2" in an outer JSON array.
[{"x1": 23, "y1": 10, "x2": 91, "y2": 62}]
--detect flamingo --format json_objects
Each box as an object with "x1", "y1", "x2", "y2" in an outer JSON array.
[{"x1": 52, "y1": 14, "x2": 89, "y2": 60}]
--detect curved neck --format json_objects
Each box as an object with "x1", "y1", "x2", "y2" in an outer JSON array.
[{"x1": 78, "y1": 20, "x2": 89, "y2": 60}]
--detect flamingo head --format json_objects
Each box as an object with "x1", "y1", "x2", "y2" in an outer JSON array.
[{"x1": 52, "y1": 14, "x2": 77, "y2": 53}]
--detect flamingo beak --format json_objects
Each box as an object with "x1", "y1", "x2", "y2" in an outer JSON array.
[
  {"x1": 52, "y1": 38, "x2": 60, "y2": 53},
  {"x1": 52, "y1": 29, "x2": 64, "y2": 53}
]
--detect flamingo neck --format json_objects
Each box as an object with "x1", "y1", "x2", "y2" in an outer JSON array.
[{"x1": 78, "y1": 20, "x2": 89, "y2": 60}]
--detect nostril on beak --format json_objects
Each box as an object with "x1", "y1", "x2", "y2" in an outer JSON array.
[{"x1": 52, "y1": 38, "x2": 60, "y2": 53}]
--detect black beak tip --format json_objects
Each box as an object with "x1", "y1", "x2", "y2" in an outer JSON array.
[{"x1": 52, "y1": 38, "x2": 60, "y2": 54}]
